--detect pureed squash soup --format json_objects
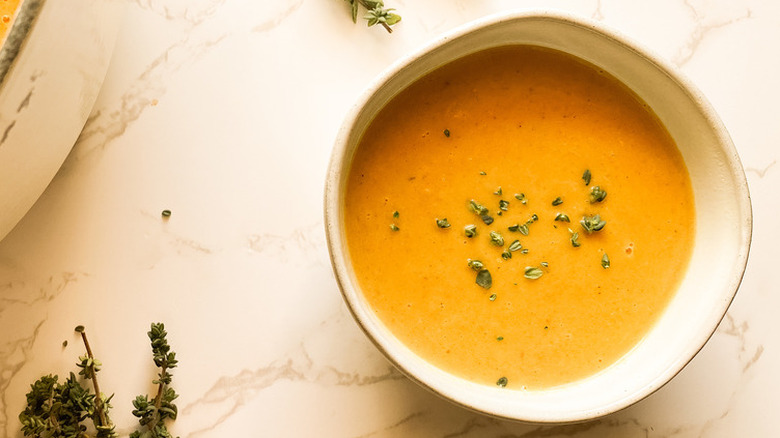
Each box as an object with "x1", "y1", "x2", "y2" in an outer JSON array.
[{"x1": 344, "y1": 45, "x2": 695, "y2": 390}]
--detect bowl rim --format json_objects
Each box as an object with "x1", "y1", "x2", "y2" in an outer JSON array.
[{"x1": 324, "y1": 9, "x2": 753, "y2": 423}]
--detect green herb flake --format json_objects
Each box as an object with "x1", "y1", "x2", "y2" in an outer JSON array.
[
  {"x1": 589, "y1": 186, "x2": 607, "y2": 203},
  {"x1": 389, "y1": 224, "x2": 400, "y2": 231},
  {"x1": 443, "y1": 129, "x2": 450, "y2": 137},
  {"x1": 482, "y1": 215, "x2": 494, "y2": 225},
  {"x1": 602, "y1": 253, "x2": 610, "y2": 269},
  {"x1": 490, "y1": 231, "x2": 505, "y2": 246},
  {"x1": 467, "y1": 259, "x2": 484, "y2": 271},
  {"x1": 501, "y1": 250, "x2": 511, "y2": 260},
  {"x1": 496, "y1": 377, "x2": 508, "y2": 387},
  {"x1": 464, "y1": 224, "x2": 477, "y2": 238},
  {"x1": 497, "y1": 336, "x2": 504, "y2": 341},
  {"x1": 569, "y1": 229, "x2": 581, "y2": 247},
  {"x1": 393, "y1": 210, "x2": 399, "y2": 218},
  {"x1": 581, "y1": 214, "x2": 606, "y2": 233},
  {"x1": 514, "y1": 193, "x2": 527, "y2": 204},
  {"x1": 469, "y1": 199, "x2": 489, "y2": 216},
  {"x1": 494, "y1": 186, "x2": 503, "y2": 196},
  {"x1": 540, "y1": 261, "x2": 549, "y2": 267},
  {"x1": 436, "y1": 218, "x2": 451, "y2": 228},
  {"x1": 489, "y1": 294, "x2": 497, "y2": 301},
  {"x1": 554, "y1": 213, "x2": 570, "y2": 222},
  {"x1": 480, "y1": 171, "x2": 487, "y2": 176},
  {"x1": 508, "y1": 240, "x2": 522, "y2": 252},
  {"x1": 552, "y1": 197, "x2": 563, "y2": 206},
  {"x1": 161, "y1": 209, "x2": 171, "y2": 218},
  {"x1": 499, "y1": 200, "x2": 509, "y2": 211},
  {"x1": 476, "y1": 269, "x2": 492, "y2": 289},
  {"x1": 524, "y1": 266, "x2": 543, "y2": 280},
  {"x1": 517, "y1": 224, "x2": 529, "y2": 236},
  {"x1": 520, "y1": 249, "x2": 529, "y2": 254},
  {"x1": 582, "y1": 169, "x2": 592, "y2": 186}
]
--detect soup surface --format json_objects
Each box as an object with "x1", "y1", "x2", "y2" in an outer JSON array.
[{"x1": 344, "y1": 45, "x2": 695, "y2": 389}]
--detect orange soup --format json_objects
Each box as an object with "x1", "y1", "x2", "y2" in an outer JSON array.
[{"x1": 344, "y1": 45, "x2": 695, "y2": 389}]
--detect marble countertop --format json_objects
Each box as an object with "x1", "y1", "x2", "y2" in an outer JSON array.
[{"x1": 0, "y1": 0, "x2": 776, "y2": 436}]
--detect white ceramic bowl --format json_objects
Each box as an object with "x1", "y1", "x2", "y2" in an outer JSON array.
[
  {"x1": 325, "y1": 11, "x2": 752, "y2": 423},
  {"x1": 0, "y1": 0, "x2": 122, "y2": 242}
]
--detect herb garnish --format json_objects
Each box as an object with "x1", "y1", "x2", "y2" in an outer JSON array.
[
  {"x1": 476, "y1": 269, "x2": 492, "y2": 289},
  {"x1": 601, "y1": 253, "x2": 610, "y2": 269},
  {"x1": 524, "y1": 266, "x2": 543, "y2": 280},
  {"x1": 508, "y1": 240, "x2": 522, "y2": 253},
  {"x1": 540, "y1": 261, "x2": 549, "y2": 267},
  {"x1": 467, "y1": 259, "x2": 484, "y2": 271},
  {"x1": 469, "y1": 199, "x2": 489, "y2": 216},
  {"x1": 499, "y1": 200, "x2": 509, "y2": 211},
  {"x1": 552, "y1": 197, "x2": 563, "y2": 206},
  {"x1": 344, "y1": 0, "x2": 401, "y2": 33},
  {"x1": 161, "y1": 210, "x2": 171, "y2": 218},
  {"x1": 497, "y1": 336, "x2": 504, "y2": 341},
  {"x1": 569, "y1": 228, "x2": 581, "y2": 247},
  {"x1": 436, "y1": 218, "x2": 451, "y2": 228},
  {"x1": 554, "y1": 213, "x2": 570, "y2": 222},
  {"x1": 130, "y1": 323, "x2": 179, "y2": 438},
  {"x1": 489, "y1": 231, "x2": 505, "y2": 246},
  {"x1": 464, "y1": 224, "x2": 477, "y2": 238},
  {"x1": 489, "y1": 294, "x2": 497, "y2": 301},
  {"x1": 514, "y1": 193, "x2": 527, "y2": 204},
  {"x1": 496, "y1": 377, "x2": 508, "y2": 387},
  {"x1": 494, "y1": 186, "x2": 502, "y2": 196},
  {"x1": 582, "y1": 169, "x2": 591, "y2": 186},
  {"x1": 393, "y1": 210, "x2": 399, "y2": 218},
  {"x1": 20, "y1": 323, "x2": 179, "y2": 438},
  {"x1": 443, "y1": 129, "x2": 450, "y2": 137},
  {"x1": 389, "y1": 224, "x2": 399, "y2": 231},
  {"x1": 589, "y1": 186, "x2": 607, "y2": 203},
  {"x1": 580, "y1": 214, "x2": 606, "y2": 233}
]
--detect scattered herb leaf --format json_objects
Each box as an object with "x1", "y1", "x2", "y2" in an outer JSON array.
[
  {"x1": 436, "y1": 218, "x2": 451, "y2": 228},
  {"x1": 508, "y1": 240, "x2": 522, "y2": 252},
  {"x1": 569, "y1": 229, "x2": 581, "y2": 247},
  {"x1": 497, "y1": 336, "x2": 504, "y2": 341},
  {"x1": 489, "y1": 294, "x2": 497, "y2": 301},
  {"x1": 602, "y1": 253, "x2": 610, "y2": 269},
  {"x1": 161, "y1": 210, "x2": 171, "y2": 218},
  {"x1": 494, "y1": 186, "x2": 502, "y2": 196},
  {"x1": 443, "y1": 129, "x2": 450, "y2": 137},
  {"x1": 390, "y1": 224, "x2": 399, "y2": 231},
  {"x1": 467, "y1": 259, "x2": 484, "y2": 271},
  {"x1": 554, "y1": 213, "x2": 570, "y2": 222},
  {"x1": 496, "y1": 377, "x2": 508, "y2": 387},
  {"x1": 582, "y1": 169, "x2": 592, "y2": 186},
  {"x1": 499, "y1": 200, "x2": 509, "y2": 211},
  {"x1": 552, "y1": 197, "x2": 563, "y2": 206},
  {"x1": 540, "y1": 261, "x2": 549, "y2": 267},
  {"x1": 482, "y1": 215, "x2": 494, "y2": 225},
  {"x1": 476, "y1": 269, "x2": 492, "y2": 289},
  {"x1": 489, "y1": 231, "x2": 505, "y2": 246},
  {"x1": 589, "y1": 186, "x2": 607, "y2": 203},
  {"x1": 524, "y1": 266, "x2": 543, "y2": 280},
  {"x1": 469, "y1": 199, "x2": 489, "y2": 216},
  {"x1": 464, "y1": 224, "x2": 477, "y2": 238},
  {"x1": 393, "y1": 210, "x2": 399, "y2": 218},
  {"x1": 514, "y1": 193, "x2": 527, "y2": 204},
  {"x1": 580, "y1": 214, "x2": 606, "y2": 233}
]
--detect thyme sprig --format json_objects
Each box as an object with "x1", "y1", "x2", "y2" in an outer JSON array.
[
  {"x1": 344, "y1": 0, "x2": 401, "y2": 33},
  {"x1": 130, "y1": 323, "x2": 179, "y2": 438}
]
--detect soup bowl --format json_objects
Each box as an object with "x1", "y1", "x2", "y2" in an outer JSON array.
[
  {"x1": 324, "y1": 11, "x2": 752, "y2": 423},
  {"x1": 0, "y1": 0, "x2": 121, "y2": 242}
]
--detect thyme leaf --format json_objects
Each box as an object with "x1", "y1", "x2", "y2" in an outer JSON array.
[
  {"x1": 589, "y1": 186, "x2": 607, "y2": 203},
  {"x1": 524, "y1": 266, "x2": 543, "y2": 280},
  {"x1": 580, "y1": 214, "x2": 606, "y2": 233},
  {"x1": 476, "y1": 269, "x2": 492, "y2": 289},
  {"x1": 582, "y1": 169, "x2": 591, "y2": 185}
]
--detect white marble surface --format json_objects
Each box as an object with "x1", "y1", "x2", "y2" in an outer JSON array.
[{"x1": 0, "y1": 0, "x2": 776, "y2": 436}]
